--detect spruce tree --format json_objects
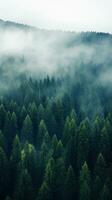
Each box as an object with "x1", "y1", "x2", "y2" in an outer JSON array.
[
  {"x1": 22, "y1": 115, "x2": 33, "y2": 143},
  {"x1": 64, "y1": 165, "x2": 76, "y2": 200},
  {"x1": 79, "y1": 162, "x2": 91, "y2": 200}
]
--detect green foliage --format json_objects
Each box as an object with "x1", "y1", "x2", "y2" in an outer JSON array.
[
  {"x1": 94, "y1": 153, "x2": 106, "y2": 183},
  {"x1": 79, "y1": 162, "x2": 91, "y2": 200},
  {"x1": 22, "y1": 115, "x2": 33, "y2": 143},
  {"x1": 77, "y1": 119, "x2": 90, "y2": 169},
  {"x1": 100, "y1": 185, "x2": 111, "y2": 200},
  {"x1": 14, "y1": 169, "x2": 33, "y2": 200},
  {"x1": 64, "y1": 165, "x2": 76, "y2": 200},
  {"x1": 0, "y1": 72, "x2": 111, "y2": 200}
]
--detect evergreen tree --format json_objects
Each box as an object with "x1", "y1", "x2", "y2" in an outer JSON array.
[
  {"x1": 37, "y1": 120, "x2": 48, "y2": 147},
  {"x1": 37, "y1": 104, "x2": 45, "y2": 124},
  {"x1": 52, "y1": 99, "x2": 64, "y2": 137},
  {"x1": 43, "y1": 157, "x2": 56, "y2": 200},
  {"x1": 0, "y1": 147, "x2": 8, "y2": 199},
  {"x1": 64, "y1": 165, "x2": 76, "y2": 200},
  {"x1": 37, "y1": 181, "x2": 52, "y2": 200},
  {"x1": 19, "y1": 106, "x2": 27, "y2": 128},
  {"x1": 63, "y1": 116, "x2": 70, "y2": 145},
  {"x1": 29, "y1": 102, "x2": 38, "y2": 141},
  {"x1": 94, "y1": 153, "x2": 106, "y2": 183},
  {"x1": 55, "y1": 140, "x2": 64, "y2": 159},
  {"x1": 65, "y1": 117, "x2": 77, "y2": 168},
  {"x1": 45, "y1": 102, "x2": 57, "y2": 136},
  {"x1": 100, "y1": 185, "x2": 111, "y2": 200},
  {"x1": 100, "y1": 126, "x2": 110, "y2": 162},
  {"x1": 10, "y1": 112, "x2": 18, "y2": 144},
  {"x1": 55, "y1": 157, "x2": 66, "y2": 200},
  {"x1": 4, "y1": 111, "x2": 12, "y2": 154},
  {"x1": 14, "y1": 169, "x2": 33, "y2": 200},
  {"x1": 51, "y1": 134, "x2": 58, "y2": 159},
  {"x1": 92, "y1": 176, "x2": 102, "y2": 200},
  {"x1": 21, "y1": 142, "x2": 38, "y2": 187},
  {"x1": 77, "y1": 119, "x2": 90, "y2": 170},
  {"x1": 10, "y1": 135, "x2": 21, "y2": 194},
  {"x1": 79, "y1": 162, "x2": 91, "y2": 200},
  {"x1": 22, "y1": 115, "x2": 33, "y2": 143},
  {"x1": 92, "y1": 116, "x2": 103, "y2": 162}
]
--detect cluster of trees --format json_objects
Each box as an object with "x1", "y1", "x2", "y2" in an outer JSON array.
[{"x1": 0, "y1": 74, "x2": 112, "y2": 200}]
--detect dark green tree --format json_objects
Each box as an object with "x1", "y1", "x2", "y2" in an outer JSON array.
[
  {"x1": 29, "y1": 102, "x2": 38, "y2": 141},
  {"x1": 37, "y1": 120, "x2": 48, "y2": 147},
  {"x1": 79, "y1": 162, "x2": 91, "y2": 200},
  {"x1": 100, "y1": 185, "x2": 111, "y2": 200},
  {"x1": 77, "y1": 119, "x2": 90, "y2": 170},
  {"x1": 94, "y1": 153, "x2": 106, "y2": 183},
  {"x1": 14, "y1": 169, "x2": 33, "y2": 200},
  {"x1": 0, "y1": 147, "x2": 8, "y2": 199},
  {"x1": 10, "y1": 135, "x2": 21, "y2": 194},
  {"x1": 64, "y1": 165, "x2": 76, "y2": 200},
  {"x1": 22, "y1": 115, "x2": 33, "y2": 143},
  {"x1": 21, "y1": 142, "x2": 38, "y2": 187}
]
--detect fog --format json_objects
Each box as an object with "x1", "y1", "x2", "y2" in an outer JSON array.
[
  {"x1": 0, "y1": 21, "x2": 112, "y2": 120},
  {"x1": 0, "y1": 22, "x2": 112, "y2": 93}
]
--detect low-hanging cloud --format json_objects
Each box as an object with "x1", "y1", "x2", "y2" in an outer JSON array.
[{"x1": 0, "y1": 22, "x2": 112, "y2": 92}]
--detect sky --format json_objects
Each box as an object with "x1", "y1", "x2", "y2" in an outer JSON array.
[{"x1": 0, "y1": 0, "x2": 111, "y2": 33}]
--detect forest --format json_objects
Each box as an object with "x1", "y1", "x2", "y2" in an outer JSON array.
[{"x1": 0, "y1": 20, "x2": 112, "y2": 200}]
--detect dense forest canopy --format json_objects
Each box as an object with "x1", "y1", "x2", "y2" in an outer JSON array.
[{"x1": 0, "y1": 19, "x2": 112, "y2": 200}]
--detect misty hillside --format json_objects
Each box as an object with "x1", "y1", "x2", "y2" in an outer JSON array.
[
  {"x1": 0, "y1": 19, "x2": 112, "y2": 117},
  {"x1": 0, "y1": 19, "x2": 112, "y2": 200}
]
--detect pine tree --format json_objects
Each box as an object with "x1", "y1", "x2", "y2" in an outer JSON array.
[
  {"x1": 10, "y1": 112, "x2": 18, "y2": 144},
  {"x1": 37, "y1": 104, "x2": 45, "y2": 124},
  {"x1": 0, "y1": 147, "x2": 8, "y2": 199},
  {"x1": 40, "y1": 142, "x2": 50, "y2": 180},
  {"x1": 94, "y1": 153, "x2": 106, "y2": 183},
  {"x1": 52, "y1": 99, "x2": 64, "y2": 137},
  {"x1": 14, "y1": 169, "x2": 33, "y2": 200},
  {"x1": 10, "y1": 135, "x2": 21, "y2": 194},
  {"x1": 29, "y1": 102, "x2": 38, "y2": 141},
  {"x1": 22, "y1": 115, "x2": 33, "y2": 143},
  {"x1": 4, "y1": 111, "x2": 12, "y2": 154},
  {"x1": 64, "y1": 165, "x2": 76, "y2": 200},
  {"x1": 64, "y1": 117, "x2": 77, "y2": 168},
  {"x1": 100, "y1": 126, "x2": 110, "y2": 162},
  {"x1": 77, "y1": 119, "x2": 90, "y2": 170},
  {"x1": 100, "y1": 185, "x2": 111, "y2": 200},
  {"x1": 92, "y1": 116, "x2": 103, "y2": 162},
  {"x1": 43, "y1": 157, "x2": 56, "y2": 200},
  {"x1": 55, "y1": 157, "x2": 66, "y2": 200},
  {"x1": 37, "y1": 120, "x2": 48, "y2": 147},
  {"x1": 45, "y1": 102, "x2": 57, "y2": 136},
  {"x1": 51, "y1": 135, "x2": 58, "y2": 159},
  {"x1": 55, "y1": 140, "x2": 64, "y2": 159},
  {"x1": 21, "y1": 142, "x2": 38, "y2": 187},
  {"x1": 37, "y1": 181, "x2": 52, "y2": 200},
  {"x1": 19, "y1": 106, "x2": 27, "y2": 128},
  {"x1": 42, "y1": 156, "x2": 66, "y2": 200},
  {"x1": 79, "y1": 162, "x2": 91, "y2": 200},
  {"x1": 63, "y1": 116, "x2": 70, "y2": 145}
]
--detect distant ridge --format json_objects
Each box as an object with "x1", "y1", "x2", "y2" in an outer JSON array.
[
  {"x1": 0, "y1": 18, "x2": 112, "y2": 36},
  {"x1": 0, "y1": 19, "x2": 36, "y2": 31}
]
